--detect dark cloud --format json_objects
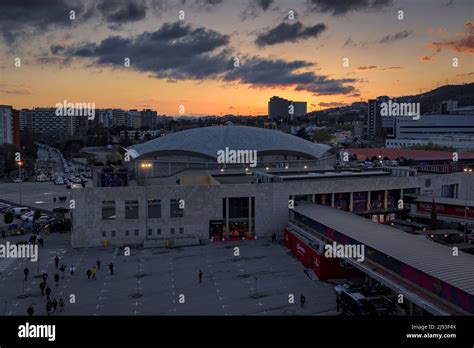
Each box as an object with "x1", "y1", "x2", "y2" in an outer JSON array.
[
  {"x1": 378, "y1": 30, "x2": 412, "y2": 44},
  {"x1": 295, "y1": 77, "x2": 357, "y2": 95},
  {"x1": 255, "y1": 22, "x2": 327, "y2": 46},
  {"x1": 241, "y1": 0, "x2": 274, "y2": 20},
  {"x1": 319, "y1": 102, "x2": 347, "y2": 108},
  {"x1": 224, "y1": 58, "x2": 315, "y2": 85},
  {"x1": 97, "y1": 0, "x2": 147, "y2": 24},
  {"x1": 224, "y1": 57, "x2": 357, "y2": 96},
  {"x1": 57, "y1": 21, "x2": 232, "y2": 79},
  {"x1": 55, "y1": 21, "x2": 356, "y2": 96},
  {"x1": 356, "y1": 65, "x2": 378, "y2": 70},
  {"x1": 306, "y1": 0, "x2": 392, "y2": 15},
  {"x1": 0, "y1": 0, "x2": 89, "y2": 45},
  {"x1": 343, "y1": 30, "x2": 411, "y2": 48}
]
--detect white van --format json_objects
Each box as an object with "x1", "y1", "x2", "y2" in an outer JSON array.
[{"x1": 12, "y1": 207, "x2": 30, "y2": 217}]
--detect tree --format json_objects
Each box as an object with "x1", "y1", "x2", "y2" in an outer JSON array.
[
  {"x1": 312, "y1": 129, "x2": 333, "y2": 144},
  {"x1": 4, "y1": 211, "x2": 14, "y2": 224},
  {"x1": 33, "y1": 209, "x2": 42, "y2": 221}
]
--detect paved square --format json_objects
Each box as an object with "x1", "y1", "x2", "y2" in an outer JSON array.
[{"x1": 0, "y1": 232, "x2": 337, "y2": 316}]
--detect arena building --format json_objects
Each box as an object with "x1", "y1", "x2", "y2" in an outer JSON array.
[{"x1": 70, "y1": 126, "x2": 474, "y2": 249}]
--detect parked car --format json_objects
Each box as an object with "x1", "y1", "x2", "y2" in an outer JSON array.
[
  {"x1": 334, "y1": 282, "x2": 365, "y2": 296},
  {"x1": 27, "y1": 214, "x2": 50, "y2": 223},
  {"x1": 54, "y1": 177, "x2": 64, "y2": 185},
  {"x1": 21, "y1": 211, "x2": 35, "y2": 221},
  {"x1": 13, "y1": 178, "x2": 23, "y2": 183},
  {"x1": 0, "y1": 202, "x2": 11, "y2": 213},
  {"x1": 11, "y1": 207, "x2": 30, "y2": 218}
]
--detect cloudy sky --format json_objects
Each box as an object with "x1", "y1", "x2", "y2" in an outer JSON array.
[{"x1": 0, "y1": 0, "x2": 472, "y2": 116}]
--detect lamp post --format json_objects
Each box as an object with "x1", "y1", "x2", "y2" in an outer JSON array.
[
  {"x1": 17, "y1": 161, "x2": 23, "y2": 205},
  {"x1": 463, "y1": 168, "x2": 472, "y2": 243}
]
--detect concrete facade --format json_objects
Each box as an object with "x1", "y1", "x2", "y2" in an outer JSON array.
[{"x1": 70, "y1": 170, "x2": 469, "y2": 248}]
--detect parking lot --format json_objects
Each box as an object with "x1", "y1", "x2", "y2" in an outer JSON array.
[{"x1": 0, "y1": 232, "x2": 338, "y2": 316}]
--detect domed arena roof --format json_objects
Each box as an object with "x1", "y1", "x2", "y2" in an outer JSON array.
[{"x1": 127, "y1": 126, "x2": 331, "y2": 160}]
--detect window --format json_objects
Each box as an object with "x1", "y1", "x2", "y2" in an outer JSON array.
[
  {"x1": 157, "y1": 229, "x2": 161, "y2": 235},
  {"x1": 170, "y1": 199, "x2": 183, "y2": 218},
  {"x1": 148, "y1": 199, "x2": 161, "y2": 218},
  {"x1": 102, "y1": 200, "x2": 116, "y2": 220},
  {"x1": 102, "y1": 231, "x2": 106, "y2": 237},
  {"x1": 125, "y1": 230, "x2": 130, "y2": 236},
  {"x1": 111, "y1": 230, "x2": 116, "y2": 237},
  {"x1": 125, "y1": 200, "x2": 139, "y2": 219},
  {"x1": 170, "y1": 228, "x2": 175, "y2": 234},
  {"x1": 148, "y1": 229, "x2": 153, "y2": 236},
  {"x1": 179, "y1": 227, "x2": 184, "y2": 234},
  {"x1": 134, "y1": 229, "x2": 139, "y2": 236}
]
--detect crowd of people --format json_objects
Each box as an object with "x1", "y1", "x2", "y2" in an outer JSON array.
[{"x1": 25, "y1": 255, "x2": 115, "y2": 316}]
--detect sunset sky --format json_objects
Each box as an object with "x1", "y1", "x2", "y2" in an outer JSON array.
[{"x1": 0, "y1": 0, "x2": 473, "y2": 116}]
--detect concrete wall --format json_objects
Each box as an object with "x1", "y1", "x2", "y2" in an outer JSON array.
[{"x1": 70, "y1": 172, "x2": 466, "y2": 248}]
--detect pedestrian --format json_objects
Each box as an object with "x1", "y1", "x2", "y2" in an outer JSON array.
[
  {"x1": 23, "y1": 267, "x2": 29, "y2": 281},
  {"x1": 198, "y1": 270, "x2": 203, "y2": 284},
  {"x1": 1, "y1": 229, "x2": 5, "y2": 239},
  {"x1": 42, "y1": 272, "x2": 48, "y2": 282},
  {"x1": 53, "y1": 197, "x2": 56, "y2": 203},
  {"x1": 108, "y1": 262, "x2": 114, "y2": 275},
  {"x1": 59, "y1": 298, "x2": 65, "y2": 312},
  {"x1": 54, "y1": 273, "x2": 59, "y2": 286},
  {"x1": 46, "y1": 301, "x2": 52, "y2": 316},
  {"x1": 38, "y1": 237, "x2": 44, "y2": 247},
  {"x1": 60, "y1": 265, "x2": 66, "y2": 279},
  {"x1": 96, "y1": 257, "x2": 101, "y2": 270},
  {"x1": 336, "y1": 294, "x2": 341, "y2": 312},
  {"x1": 91, "y1": 266, "x2": 97, "y2": 280},
  {"x1": 300, "y1": 294, "x2": 306, "y2": 308},
  {"x1": 54, "y1": 255, "x2": 59, "y2": 269},
  {"x1": 70, "y1": 265, "x2": 75, "y2": 276},
  {"x1": 52, "y1": 298, "x2": 58, "y2": 313},
  {"x1": 45, "y1": 286, "x2": 51, "y2": 300},
  {"x1": 27, "y1": 304, "x2": 34, "y2": 316},
  {"x1": 86, "y1": 269, "x2": 91, "y2": 280},
  {"x1": 39, "y1": 281, "x2": 46, "y2": 296},
  {"x1": 272, "y1": 232, "x2": 276, "y2": 243}
]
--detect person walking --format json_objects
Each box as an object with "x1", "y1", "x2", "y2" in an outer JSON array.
[
  {"x1": 54, "y1": 273, "x2": 60, "y2": 287},
  {"x1": 39, "y1": 281, "x2": 46, "y2": 296},
  {"x1": 96, "y1": 257, "x2": 101, "y2": 270},
  {"x1": 198, "y1": 270, "x2": 203, "y2": 284},
  {"x1": 27, "y1": 305, "x2": 34, "y2": 316},
  {"x1": 108, "y1": 262, "x2": 114, "y2": 275},
  {"x1": 52, "y1": 298, "x2": 58, "y2": 313},
  {"x1": 45, "y1": 286, "x2": 51, "y2": 300},
  {"x1": 86, "y1": 268, "x2": 91, "y2": 280},
  {"x1": 70, "y1": 265, "x2": 76, "y2": 276},
  {"x1": 1, "y1": 229, "x2": 5, "y2": 239},
  {"x1": 60, "y1": 265, "x2": 66, "y2": 279},
  {"x1": 59, "y1": 298, "x2": 65, "y2": 312},
  {"x1": 54, "y1": 255, "x2": 59, "y2": 269},
  {"x1": 38, "y1": 237, "x2": 44, "y2": 247},
  {"x1": 42, "y1": 272, "x2": 48, "y2": 282},
  {"x1": 46, "y1": 301, "x2": 52, "y2": 316},
  {"x1": 91, "y1": 266, "x2": 97, "y2": 280},
  {"x1": 300, "y1": 294, "x2": 306, "y2": 308},
  {"x1": 23, "y1": 267, "x2": 29, "y2": 281}
]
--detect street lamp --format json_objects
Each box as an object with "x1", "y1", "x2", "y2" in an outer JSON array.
[
  {"x1": 17, "y1": 161, "x2": 23, "y2": 205},
  {"x1": 463, "y1": 168, "x2": 472, "y2": 243}
]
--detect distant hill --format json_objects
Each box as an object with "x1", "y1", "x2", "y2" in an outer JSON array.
[{"x1": 396, "y1": 83, "x2": 474, "y2": 114}]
